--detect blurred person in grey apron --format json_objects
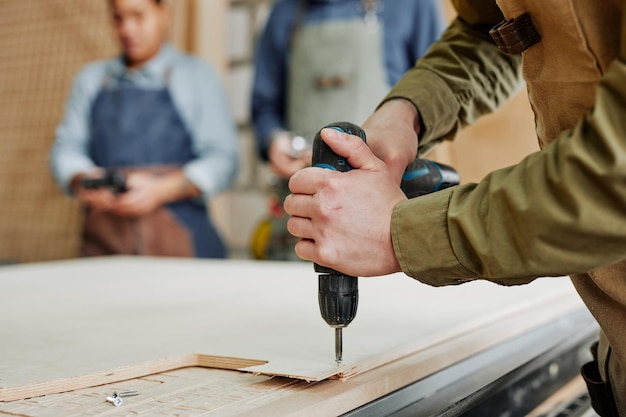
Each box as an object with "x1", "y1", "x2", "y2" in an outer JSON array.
[
  {"x1": 51, "y1": 0, "x2": 239, "y2": 258},
  {"x1": 250, "y1": 0, "x2": 445, "y2": 260}
]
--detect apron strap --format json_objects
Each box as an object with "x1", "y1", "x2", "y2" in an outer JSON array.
[
  {"x1": 290, "y1": 0, "x2": 308, "y2": 50},
  {"x1": 489, "y1": 12, "x2": 541, "y2": 55},
  {"x1": 100, "y1": 69, "x2": 115, "y2": 90},
  {"x1": 581, "y1": 342, "x2": 620, "y2": 417},
  {"x1": 164, "y1": 67, "x2": 173, "y2": 86},
  {"x1": 619, "y1": 0, "x2": 626, "y2": 60},
  {"x1": 290, "y1": 0, "x2": 382, "y2": 48}
]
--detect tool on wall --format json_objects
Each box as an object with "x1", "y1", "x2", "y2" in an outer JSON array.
[{"x1": 311, "y1": 122, "x2": 460, "y2": 364}]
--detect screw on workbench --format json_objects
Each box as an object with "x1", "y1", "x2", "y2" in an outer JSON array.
[
  {"x1": 105, "y1": 391, "x2": 140, "y2": 407},
  {"x1": 105, "y1": 396, "x2": 123, "y2": 407}
]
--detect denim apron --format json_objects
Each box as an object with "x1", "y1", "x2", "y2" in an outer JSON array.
[
  {"x1": 265, "y1": 0, "x2": 390, "y2": 260},
  {"x1": 82, "y1": 71, "x2": 226, "y2": 259}
]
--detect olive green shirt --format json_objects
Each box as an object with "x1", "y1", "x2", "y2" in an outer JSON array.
[{"x1": 386, "y1": 0, "x2": 626, "y2": 287}]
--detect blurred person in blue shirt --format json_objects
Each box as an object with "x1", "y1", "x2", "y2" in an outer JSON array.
[
  {"x1": 250, "y1": 0, "x2": 445, "y2": 260},
  {"x1": 50, "y1": 0, "x2": 239, "y2": 258}
]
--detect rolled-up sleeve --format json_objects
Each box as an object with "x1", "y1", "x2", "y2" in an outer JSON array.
[{"x1": 50, "y1": 65, "x2": 101, "y2": 194}]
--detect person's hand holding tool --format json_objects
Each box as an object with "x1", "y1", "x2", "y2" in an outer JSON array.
[
  {"x1": 111, "y1": 171, "x2": 201, "y2": 218},
  {"x1": 284, "y1": 127, "x2": 407, "y2": 277},
  {"x1": 268, "y1": 131, "x2": 313, "y2": 179},
  {"x1": 110, "y1": 172, "x2": 165, "y2": 217},
  {"x1": 72, "y1": 170, "x2": 116, "y2": 212}
]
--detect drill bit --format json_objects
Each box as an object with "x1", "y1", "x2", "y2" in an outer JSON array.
[{"x1": 335, "y1": 328, "x2": 343, "y2": 364}]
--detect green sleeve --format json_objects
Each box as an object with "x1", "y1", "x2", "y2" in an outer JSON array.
[
  {"x1": 392, "y1": 58, "x2": 626, "y2": 286},
  {"x1": 381, "y1": 0, "x2": 523, "y2": 155}
]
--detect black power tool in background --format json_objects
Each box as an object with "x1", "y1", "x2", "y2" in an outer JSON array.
[
  {"x1": 312, "y1": 121, "x2": 460, "y2": 364},
  {"x1": 80, "y1": 170, "x2": 128, "y2": 194}
]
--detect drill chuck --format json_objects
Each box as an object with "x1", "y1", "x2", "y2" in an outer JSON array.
[{"x1": 316, "y1": 268, "x2": 358, "y2": 328}]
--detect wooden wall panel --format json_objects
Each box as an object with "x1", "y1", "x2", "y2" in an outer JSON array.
[
  {"x1": 0, "y1": 1, "x2": 222, "y2": 264},
  {"x1": 0, "y1": 257, "x2": 585, "y2": 403},
  {"x1": 0, "y1": 1, "x2": 118, "y2": 263}
]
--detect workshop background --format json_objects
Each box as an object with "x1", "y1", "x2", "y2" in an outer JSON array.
[{"x1": 0, "y1": 0, "x2": 539, "y2": 263}]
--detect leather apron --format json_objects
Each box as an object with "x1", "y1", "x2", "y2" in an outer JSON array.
[
  {"x1": 82, "y1": 71, "x2": 226, "y2": 259},
  {"x1": 267, "y1": 0, "x2": 390, "y2": 260},
  {"x1": 495, "y1": 0, "x2": 625, "y2": 413}
]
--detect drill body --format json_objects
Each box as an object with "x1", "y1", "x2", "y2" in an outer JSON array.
[
  {"x1": 312, "y1": 122, "x2": 459, "y2": 363},
  {"x1": 80, "y1": 170, "x2": 128, "y2": 194}
]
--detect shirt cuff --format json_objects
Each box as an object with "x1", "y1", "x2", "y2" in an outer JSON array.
[
  {"x1": 391, "y1": 188, "x2": 476, "y2": 286},
  {"x1": 56, "y1": 160, "x2": 97, "y2": 195},
  {"x1": 380, "y1": 68, "x2": 460, "y2": 153},
  {"x1": 183, "y1": 162, "x2": 216, "y2": 202}
]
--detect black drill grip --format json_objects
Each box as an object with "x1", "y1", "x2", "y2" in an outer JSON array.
[
  {"x1": 80, "y1": 170, "x2": 128, "y2": 194},
  {"x1": 311, "y1": 121, "x2": 366, "y2": 279},
  {"x1": 312, "y1": 122, "x2": 367, "y2": 174}
]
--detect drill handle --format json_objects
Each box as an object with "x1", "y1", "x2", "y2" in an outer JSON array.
[
  {"x1": 80, "y1": 170, "x2": 128, "y2": 194},
  {"x1": 312, "y1": 122, "x2": 367, "y2": 278},
  {"x1": 312, "y1": 122, "x2": 367, "y2": 173}
]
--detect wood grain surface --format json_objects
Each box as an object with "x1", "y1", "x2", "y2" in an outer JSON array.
[{"x1": 0, "y1": 257, "x2": 585, "y2": 403}]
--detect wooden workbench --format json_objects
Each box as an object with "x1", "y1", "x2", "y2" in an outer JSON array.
[{"x1": 0, "y1": 257, "x2": 595, "y2": 416}]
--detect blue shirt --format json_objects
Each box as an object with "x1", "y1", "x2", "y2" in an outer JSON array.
[
  {"x1": 251, "y1": 0, "x2": 446, "y2": 159},
  {"x1": 50, "y1": 43, "x2": 239, "y2": 201}
]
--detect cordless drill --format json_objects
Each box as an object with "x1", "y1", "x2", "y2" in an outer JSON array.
[
  {"x1": 80, "y1": 170, "x2": 128, "y2": 194},
  {"x1": 312, "y1": 122, "x2": 460, "y2": 364}
]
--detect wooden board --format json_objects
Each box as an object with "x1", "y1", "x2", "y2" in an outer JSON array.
[{"x1": 0, "y1": 257, "x2": 585, "y2": 402}]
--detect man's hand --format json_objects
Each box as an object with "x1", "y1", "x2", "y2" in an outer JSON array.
[
  {"x1": 284, "y1": 128, "x2": 407, "y2": 277},
  {"x1": 362, "y1": 98, "x2": 421, "y2": 183},
  {"x1": 110, "y1": 172, "x2": 164, "y2": 217},
  {"x1": 77, "y1": 188, "x2": 117, "y2": 211},
  {"x1": 109, "y1": 170, "x2": 201, "y2": 217},
  {"x1": 268, "y1": 131, "x2": 312, "y2": 179},
  {"x1": 73, "y1": 169, "x2": 201, "y2": 217},
  {"x1": 72, "y1": 171, "x2": 116, "y2": 212}
]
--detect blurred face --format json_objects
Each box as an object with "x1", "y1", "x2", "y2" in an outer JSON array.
[{"x1": 111, "y1": 0, "x2": 170, "y2": 68}]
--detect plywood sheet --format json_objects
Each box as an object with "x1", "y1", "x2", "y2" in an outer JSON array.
[{"x1": 0, "y1": 257, "x2": 584, "y2": 402}]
